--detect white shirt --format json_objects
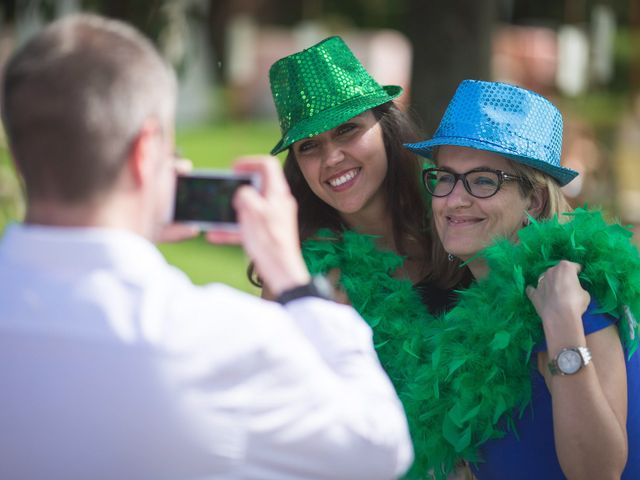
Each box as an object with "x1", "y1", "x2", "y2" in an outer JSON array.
[{"x1": 0, "y1": 225, "x2": 413, "y2": 480}]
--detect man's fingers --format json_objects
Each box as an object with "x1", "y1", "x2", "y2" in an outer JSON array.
[
  {"x1": 233, "y1": 184, "x2": 264, "y2": 213},
  {"x1": 157, "y1": 223, "x2": 199, "y2": 243},
  {"x1": 233, "y1": 156, "x2": 290, "y2": 197},
  {"x1": 205, "y1": 230, "x2": 242, "y2": 245},
  {"x1": 174, "y1": 158, "x2": 193, "y2": 175}
]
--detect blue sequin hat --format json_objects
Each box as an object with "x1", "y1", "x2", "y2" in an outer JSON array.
[
  {"x1": 269, "y1": 36, "x2": 402, "y2": 155},
  {"x1": 404, "y1": 80, "x2": 578, "y2": 186}
]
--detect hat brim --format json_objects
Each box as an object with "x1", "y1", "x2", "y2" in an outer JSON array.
[
  {"x1": 270, "y1": 85, "x2": 402, "y2": 155},
  {"x1": 404, "y1": 136, "x2": 579, "y2": 187}
]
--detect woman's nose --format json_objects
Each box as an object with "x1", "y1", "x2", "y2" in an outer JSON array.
[
  {"x1": 446, "y1": 178, "x2": 473, "y2": 207},
  {"x1": 323, "y1": 141, "x2": 345, "y2": 167}
]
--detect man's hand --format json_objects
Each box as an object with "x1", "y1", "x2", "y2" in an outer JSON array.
[
  {"x1": 156, "y1": 223, "x2": 200, "y2": 243},
  {"x1": 206, "y1": 156, "x2": 310, "y2": 296},
  {"x1": 155, "y1": 158, "x2": 200, "y2": 243}
]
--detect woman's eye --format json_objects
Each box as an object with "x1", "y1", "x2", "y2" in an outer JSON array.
[
  {"x1": 472, "y1": 175, "x2": 498, "y2": 186},
  {"x1": 336, "y1": 123, "x2": 356, "y2": 136},
  {"x1": 437, "y1": 173, "x2": 455, "y2": 184},
  {"x1": 296, "y1": 141, "x2": 317, "y2": 154}
]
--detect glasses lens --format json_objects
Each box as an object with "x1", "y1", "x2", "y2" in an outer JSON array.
[
  {"x1": 424, "y1": 170, "x2": 454, "y2": 196},
  {"x1": 466, "y1": 170, "x2": 501, "y2": 198}
]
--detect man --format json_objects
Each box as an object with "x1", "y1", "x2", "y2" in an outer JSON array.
[{"x1": 0, "y1": 14, "x2": 413, "y2": 480}]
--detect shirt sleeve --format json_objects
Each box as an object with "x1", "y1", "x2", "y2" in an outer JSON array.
[
  {"x1": 167, "y1": 287, "x2": 414, "y2": 480},
  {"x1": 582, "y1": 299, "x2": 617, "y2": 335},
  {"x1": 533, "y1": 299, "x2": 616, "y2": 353}
]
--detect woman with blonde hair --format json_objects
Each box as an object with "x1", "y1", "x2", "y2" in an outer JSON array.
[{"x1": 404, "y1": 80, "x2": 640, "y2": 479}]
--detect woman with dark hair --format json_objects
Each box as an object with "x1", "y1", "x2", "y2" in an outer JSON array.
[
  {"x1": 262, "y1": 36, "x2": 435, "y2": 295},
  {"x1": 282, "y1": 101, "x2": 427, "y2": 264}
]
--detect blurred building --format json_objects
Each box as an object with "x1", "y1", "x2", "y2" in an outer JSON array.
[
  {"x1": 614, "y1": 94, "x2": 640, "y2": 237},
  {"x1": 224, "y1": 17, "x2": 412, "y2": 119}
]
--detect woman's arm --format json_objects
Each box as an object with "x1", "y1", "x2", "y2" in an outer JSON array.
[
  {"x1": 537, "y1": 325, "x2": 627, "y2": 480},
  {"x1": 528, "y1": 260, "x2": 628, "y2": 480}
]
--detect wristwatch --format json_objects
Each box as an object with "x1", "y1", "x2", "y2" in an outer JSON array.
[
  {"x1": 548, "y1": 346, "x2": 592, "y2": 375},
  {"x1": 276, "y1": 275, "x2": 336, "y2": 305}
]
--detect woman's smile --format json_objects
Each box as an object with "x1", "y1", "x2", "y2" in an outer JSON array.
[
  {"x1": 326, "y1": 167, "x2": 361, "y2": 190},
  {"x1": 445, "y1": 214, "x2": 484, "y2": 227}
]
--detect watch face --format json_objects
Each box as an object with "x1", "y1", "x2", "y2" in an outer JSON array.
[
  {"x1": 557, "y1": 349, "x2": 582, "y2": 374},
  {"x1": 312, "y1": 275, "x2": 335, "y2": 298}
]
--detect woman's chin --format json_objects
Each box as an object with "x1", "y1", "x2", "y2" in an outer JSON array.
[{"x1": 442, "y1": 235, "x2": 489, "y2": 260}]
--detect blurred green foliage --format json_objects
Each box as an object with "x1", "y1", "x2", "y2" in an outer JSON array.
[
  {"x1": 0, "y1": 131, "x2": 23, "y2": 232},
  {"x1": 176, "y1": 120, "x2": 280, "y2": 166}
]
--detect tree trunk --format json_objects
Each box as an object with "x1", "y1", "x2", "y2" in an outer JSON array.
[{"x1": 406, "y1": 0, "x2": 497, "y2": 135}]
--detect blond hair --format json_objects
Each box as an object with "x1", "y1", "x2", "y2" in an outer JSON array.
[{"x1": 509, "y1": 161, "x2": 572, "y2": 220}]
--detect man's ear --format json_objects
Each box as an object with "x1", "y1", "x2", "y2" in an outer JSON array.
[{"x1": 127, "y1": 119, "x2": 159, "y2": 187}]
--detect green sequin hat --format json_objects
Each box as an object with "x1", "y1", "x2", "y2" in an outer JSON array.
[{"x1": 269, "y1": 36, "x2": 403, "y2": 155}]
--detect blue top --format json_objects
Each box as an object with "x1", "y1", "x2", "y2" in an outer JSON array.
[{"x1": 471, "y1": 301, "x2": 640, "y2": 479}]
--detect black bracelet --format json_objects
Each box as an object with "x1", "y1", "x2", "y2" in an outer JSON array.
[{"x1": 276, "y1": 275, "x2": 336, "y2": 305}]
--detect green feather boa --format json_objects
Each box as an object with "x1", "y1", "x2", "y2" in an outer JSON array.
[{"x1": 301, "y1": 208, "x2": 640, "y2": 479}]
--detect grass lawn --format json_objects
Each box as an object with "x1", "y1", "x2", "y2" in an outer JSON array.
[{"x1": 160, "y1": 119, "x2": 281, "y2": 294}]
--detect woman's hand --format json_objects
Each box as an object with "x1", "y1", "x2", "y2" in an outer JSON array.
[{"x1": 526, "y1": 260, "x2": 590, "y2": 347}]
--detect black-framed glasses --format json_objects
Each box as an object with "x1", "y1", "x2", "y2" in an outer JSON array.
[{"x1": 422, "y1": 167, "x2": 525, "y2": 199}]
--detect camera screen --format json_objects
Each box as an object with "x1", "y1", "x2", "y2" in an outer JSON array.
[{"x1": 173, "y1": 175, "x2": 252, "y2": 224}]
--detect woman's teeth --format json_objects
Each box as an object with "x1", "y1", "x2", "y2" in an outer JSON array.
[{"x1": 328, "y1": 169, "x2": 359, "y2": 187}]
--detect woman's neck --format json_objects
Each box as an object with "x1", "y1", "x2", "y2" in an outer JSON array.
[
  {"x1": 340, "y1": 203, "x2": 395, "y2": 251},
  {"x1": 466, "y1": 258, "x2": 488, "y2": 280},
  {"x1": 340, "y1": 204, "x2": 428, "y2": 283}
]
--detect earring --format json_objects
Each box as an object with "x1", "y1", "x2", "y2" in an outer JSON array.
[
  {"x1": 447, "y1": 253, "x2": 455, "y2": 262},
  {"x1": 523, "y1": 214, "x2": 530, "y2": 227}
]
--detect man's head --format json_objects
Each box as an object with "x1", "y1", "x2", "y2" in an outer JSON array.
[{"x1": 1, "y1": 14, "x2": 177, "y2": 220}]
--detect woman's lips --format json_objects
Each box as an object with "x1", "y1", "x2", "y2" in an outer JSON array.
[{"x1": 447, "y1": 215, "x2": 483, "y2": 226}]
